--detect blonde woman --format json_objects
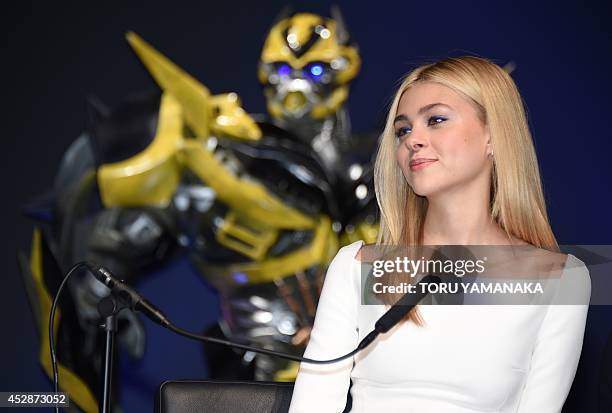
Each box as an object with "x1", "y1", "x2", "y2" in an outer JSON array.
[{"x1": 289, "y1": 56, "x2": 591, "y2": 412}]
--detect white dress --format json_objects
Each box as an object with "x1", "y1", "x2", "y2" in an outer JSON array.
[{"x1": 289, "y1": 240, "x2": 591, "y2": 413}]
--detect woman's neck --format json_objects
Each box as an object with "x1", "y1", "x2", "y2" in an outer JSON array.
[{"x1": 421, "y1": 182, "x2": 511, "y2": 246}]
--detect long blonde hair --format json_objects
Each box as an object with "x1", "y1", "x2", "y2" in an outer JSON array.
[{"x1": 373, "y1": 56, "x2": 558, "y2": 323}]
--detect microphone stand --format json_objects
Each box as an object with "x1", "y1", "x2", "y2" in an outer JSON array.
[{"x1": 97, "y1": 294, "x2": 130, "y2": 413}]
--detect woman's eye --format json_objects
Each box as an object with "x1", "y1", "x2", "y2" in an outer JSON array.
[
  {"x1": 428, "y1": 116, "x2": 447, "y2": 126},
  {"x1": 395, "y1": 127, "x2": 411, "y2": 138}
]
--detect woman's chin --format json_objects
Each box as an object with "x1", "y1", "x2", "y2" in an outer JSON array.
[
  {"x1": 409, "y1": 183, "x2": 435, "y2": 197},
  {"x1": 410, "y1": 182, "x2": 456, "y2": 199}
]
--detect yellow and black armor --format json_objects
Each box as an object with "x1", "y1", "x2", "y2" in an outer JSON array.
[{"x1": 20, "y1": 9, "x2": 378, "y2": 411}]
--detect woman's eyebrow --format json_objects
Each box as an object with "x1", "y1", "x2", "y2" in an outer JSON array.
[
  {"x1": 394, "y1": 102, "x2": 452, "y2": 124},
  {"x1": 393, "y1": 114, "x2": 409, "y2": 124}
]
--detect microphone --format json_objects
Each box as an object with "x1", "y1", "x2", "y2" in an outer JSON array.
[
  {"x1": 356, "y1": 274, "x2": 441, "y2": 350},
  {"x1": 369, "y1": 244, "x2": 478, "y2": 337},
  {"x1": 374, "y1": 274, "x2": 441, "y2": 334},
  {"x1": 86, "y1": 262, "x2": 170, "y2": 327}
]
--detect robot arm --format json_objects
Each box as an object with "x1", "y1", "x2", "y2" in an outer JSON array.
[{"x1": 87, "y1": 206, "x2": 178, "y2": 280}]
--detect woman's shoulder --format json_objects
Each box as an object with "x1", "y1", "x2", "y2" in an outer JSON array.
[
  {"x1": 337, "y1": 239, "x2": 366, "y2": 262},
  {"x1": 530, "y1": 249, "x2": 592, "y2": 305},
  {"x1": 522, "y1": 247, "x2": 590, "y2": 279},
  {"x1": 559, "y1": 253, "x2": 591, "y2": 302},
  {"x1": 347, "y1": 239, "x2": 386, "y2": 263},
  {"x1": 325, "y1": 240, "x2": 368, "y2": 285},
  {"x1": 320, "y1": 240, "x2": 366, "y2": 300},
  {"x1": 495, "y1": 243, "x2": 574, "y2": 277},
  {"x1": 563, "y1": 253, "x2": 589, "y2": 274}
]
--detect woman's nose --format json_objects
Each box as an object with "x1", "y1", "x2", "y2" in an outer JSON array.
[{"x1": 404, "y1": 130, "x2": 427, "y2": 151}]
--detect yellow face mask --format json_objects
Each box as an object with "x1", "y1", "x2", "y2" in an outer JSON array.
[{"x1": 258, "y1": 12, "x2": 361, "y2": 120}]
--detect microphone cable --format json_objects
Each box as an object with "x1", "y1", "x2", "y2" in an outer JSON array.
[
  {"x1": 165, "y1": 323, "x2": 364, "y2": 365},
  {"x1": 48, "y1": 262, "x2": 89, "y2": 413},
  {"x1": 49, "y1": 262, "x2": 438, "y2": 409}
]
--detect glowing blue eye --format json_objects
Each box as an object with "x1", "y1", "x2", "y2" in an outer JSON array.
[
  {"x1": 310, "y1": 64, "x2": 323, "y2": 77},
  {"x1": 232, "y1": 272, "x2": 249, "y2": 284},
  {"x1": 278, "y1": 64, "x2": 291, "y2": 76}
]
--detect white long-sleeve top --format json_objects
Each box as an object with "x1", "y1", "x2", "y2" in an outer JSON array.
[{"x1": 289, "y1": 240, "x2": 591, "y2": 413}]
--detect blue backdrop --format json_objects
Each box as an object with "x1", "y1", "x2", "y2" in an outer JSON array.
[{"x1": 2, "y1": 0, "x2": 611, "y2": 411}]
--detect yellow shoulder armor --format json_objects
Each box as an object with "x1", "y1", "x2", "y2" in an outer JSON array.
[
  {"x1": 126, "y1": 31, "x2": 261, "y2": 141},
  {"x1": 97, "y1": 93, "x2": 183, "y2": 208}
]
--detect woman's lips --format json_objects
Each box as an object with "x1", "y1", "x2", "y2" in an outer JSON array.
[{"x1": 409, "y1": 159, "x2": 437, "y2": 171}]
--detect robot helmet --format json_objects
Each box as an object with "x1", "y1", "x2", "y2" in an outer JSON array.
[{"x1": 258, "y1": 8, "x2": 361, "y2": 121}]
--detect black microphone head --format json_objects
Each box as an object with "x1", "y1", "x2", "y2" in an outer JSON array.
[
  {"x1": 374, "y1": 275, "x2": 441, "y2": 334},
  {"x1": 85, "y1": 261, "x2": 170, "y2": 326},
  {"x1": 86, "y1": 262, "x2": 116, "y2": 288}
]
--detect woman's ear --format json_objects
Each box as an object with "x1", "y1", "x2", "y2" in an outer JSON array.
[{"x1": 485, "y1": 125, "x2": 493, "y2": 156}]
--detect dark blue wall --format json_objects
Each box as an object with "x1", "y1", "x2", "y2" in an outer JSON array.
[{"x1": 2, "y1": 0, "x2": 611, "y2": 411}]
